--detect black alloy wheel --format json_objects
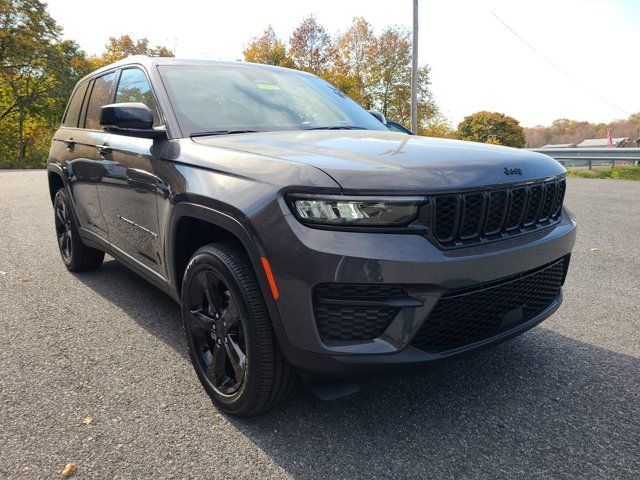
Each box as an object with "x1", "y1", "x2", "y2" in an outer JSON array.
[
  {"x1": 53, "y1": 188, "x2": 104, "y2": 271},
  {"x1": 181, "y1": 243, "x2": 296, "y2": 416},
  {"x1": 186, "y1": 270, "x2": 247, "y2": 395},
  {"x1": 54, "y1": 192, "x2": 73, "y2": 263}
]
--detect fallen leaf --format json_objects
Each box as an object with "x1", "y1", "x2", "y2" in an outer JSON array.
[
  {"x1": 20, "y1": 276, "x2": 32, "y2": 283},
  {"x1": 590, "y1": 248, "x2": 600, "y2": 253},
  {"x1": 60, "y1": 462, "x2": 77, "y2": 478},
  {"x1": 81, "y1": 416, "x2": 94, "y2": 425},
  {"x1": 0, "y1": 271, "x2": 6, "y2": 276}
]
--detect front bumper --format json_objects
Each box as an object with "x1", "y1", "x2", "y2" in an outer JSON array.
[{"x1": 259, "y1": 207, "x2": 577, "y2": 375}]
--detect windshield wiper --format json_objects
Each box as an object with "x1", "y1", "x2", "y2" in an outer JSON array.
[
  {"x1": 303, "y1": 126, "x2": 367, "y2": 131},
  {"x1": 190, "y1": 129, "x2": 260, "y2": 137}
]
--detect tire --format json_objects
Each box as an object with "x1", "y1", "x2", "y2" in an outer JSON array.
[
  {"x1": 53, "y1": 188, "x2": 104, "y2": 271},
  {"x1": 181, "y1": 243, "x2": 296, "y2": 417}
]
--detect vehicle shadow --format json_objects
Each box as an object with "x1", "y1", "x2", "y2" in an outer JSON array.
[{"x1": 75, "y1": 258, "x2": 639, "y2": 479}]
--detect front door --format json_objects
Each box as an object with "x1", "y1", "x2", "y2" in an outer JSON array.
[{"x1": 95, "y1": 68, "x2": 164, "y2": 275}]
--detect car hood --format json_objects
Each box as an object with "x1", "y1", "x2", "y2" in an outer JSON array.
[{"x1": 193, "y1": 130, "x2": 565, "y2": 193}]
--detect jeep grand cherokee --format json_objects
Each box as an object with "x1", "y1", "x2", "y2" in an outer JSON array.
[{"x1": 47, "y1": 57, "x2": 576, "y2": 416}]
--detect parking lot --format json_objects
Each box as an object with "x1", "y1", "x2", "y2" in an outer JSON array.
[{"x1": 0, "y1": 170, "x2": 638, "y2": 479}]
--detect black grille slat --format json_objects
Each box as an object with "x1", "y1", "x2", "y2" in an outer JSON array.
[
  {"x1": 434, "y1": 196, "x2": 459, "y2": 242},
  {"x1": 430, "y1": 177, "x2": 566, "y2": 248},
  {"x1": 485, "y1": 190, "x2": 508, "y2": 235},
  {"x1": 552, "y1": 179, "x2": 566, "y2": 219},
  {"x1": 459, "y1": 193, "x2": 484, "y2": 239},
  {"x1": 524, "y1": 185, "x2": 543, "y2": 226},
  {"x1": 411, "y1": 258, "x2": 566, "y2": 353},
  {"x1": 539, "y1": 182, "x2": 557, "y2": 221},
  {"x1": 506, "y1": 187, "x2": 527, "y2": 230}
]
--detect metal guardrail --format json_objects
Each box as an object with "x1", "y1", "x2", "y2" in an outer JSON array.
[{"x1": 530, "y1": 148, "x2": 640, "y2": 169}]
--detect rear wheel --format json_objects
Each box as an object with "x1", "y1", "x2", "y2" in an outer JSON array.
[
  {"x1": 53, "y1": 188, "x2": 104, "y2": 271},
  {"x1": 181, "y1": 243, "x2": 296, "y2": 416}
]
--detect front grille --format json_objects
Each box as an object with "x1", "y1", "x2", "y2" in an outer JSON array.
[
  {"x1": 431, "y1": 178, "x2": 566, "y2": 248},
  {"x1": 313, "y1": 284, "x2": 404, "y2": 341},
  {"x1": 410, "y1": 257, "x2": 567, "y2": 353}
]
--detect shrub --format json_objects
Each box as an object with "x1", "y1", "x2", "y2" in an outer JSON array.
[{"x1": 566, "y1": 167, "x2": 640, "y2": 181}]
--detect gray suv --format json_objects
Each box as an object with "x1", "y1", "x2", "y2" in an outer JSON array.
[{"x1": 47, "y1": 57, "x2": 576, "y2": 416}]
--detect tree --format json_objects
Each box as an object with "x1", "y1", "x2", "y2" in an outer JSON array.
[
  {"x1": 0, "y1": 0, "x2": 86, "y2": 166},
  {"x1": 289, "y1": 15, "x2": 332, "y2": 74},
  {"x1": 330, "y1": 17, "x2": 376, "y2": 108},
  {"x1": 243, "y1": 26, "x2": 293, "y2": 67},
  {"x1": 1, "y1": 2, "x2": 177, "y2": 168},
  {"x1": 421, "y1": 114, "x2": 454, "y2": 138},
  {"x1": 242, "y1": 18, "x2": 441, "y2": 134},
  {"x1": 457, "y1": 111, "x2": 526, "y2": 148},
  {"x1": 524, "y1": 113, "x2": 640, "y2": 147},
  {"x1": 90, "y1": 35, "x2": 174, "y2": 69},
  {"x1": 369, "y1": 26, "x2": 437, "y2": 130}
]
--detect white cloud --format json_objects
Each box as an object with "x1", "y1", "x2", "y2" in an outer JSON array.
[{"x1": 46, "y1": 0, "x2": 639, "y2": 126}]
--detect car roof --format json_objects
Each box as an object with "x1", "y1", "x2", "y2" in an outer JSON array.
[{"x1": 79, "y1": 56, "x2": 311, "y2": 83}]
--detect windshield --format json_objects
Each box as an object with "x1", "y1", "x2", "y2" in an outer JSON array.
[{"x1": 158, "y1": 64, "x2": 387, "y2": 136}]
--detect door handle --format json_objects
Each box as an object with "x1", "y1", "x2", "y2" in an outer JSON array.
[
  {"x1": 96, "y1": 143, "x2": 112, "y2": 156},
  {"x1": 65, "y1": 139, "x2": 75, "y2": 151}
]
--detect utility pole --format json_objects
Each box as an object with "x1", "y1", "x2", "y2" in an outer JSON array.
[{"x1": 411, "y1": 0, "x2": 419, "y2": 134}]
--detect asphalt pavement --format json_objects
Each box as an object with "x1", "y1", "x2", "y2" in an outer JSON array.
[{"x1": 0, "y1": 170, "x2": 638, "y2": 479}]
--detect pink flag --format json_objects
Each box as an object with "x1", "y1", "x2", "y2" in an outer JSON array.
[{"x1": 607, "y1": 129, "x2": 613, "y2": 148}]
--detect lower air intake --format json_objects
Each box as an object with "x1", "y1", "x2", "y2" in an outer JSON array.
[{"x1": 410, "y1": 257, "x2": 567, "y2": 353}]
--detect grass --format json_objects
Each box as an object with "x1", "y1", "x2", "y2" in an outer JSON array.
[{"x1": 567, "y1": 166, "x2": 640, "y2": 180}]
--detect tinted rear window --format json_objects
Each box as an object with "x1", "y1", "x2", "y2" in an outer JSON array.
[
  {"x1": 84, "y1": 71, "x2": 118, "y2": 130},
  {"x1": 62, "y1": 82, "x2": 89, "y2": 127}
]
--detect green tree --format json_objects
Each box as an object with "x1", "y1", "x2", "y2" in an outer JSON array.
[
  {"x1": 0, "y1": 0, "x2": 90, "y2": 167},
  {"x1": 243, "y1": 26, "x2": 293, "y2": 67},
  {"x1": 370, "y1": 26, "x2": 437, "y2": 130},
  {"x1": 457, "y1": 111, "x2": 526, "y2": 147}
]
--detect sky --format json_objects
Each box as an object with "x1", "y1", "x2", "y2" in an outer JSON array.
[{"x1": 45, "y1": 0, "x2": 640, "y2": 127}]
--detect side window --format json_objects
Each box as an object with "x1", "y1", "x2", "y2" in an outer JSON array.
[
  {"x1": 115, "y1": 68, "x2": 161, "y2": 126},
  {"x1": 84, "y1": 71, "x2": 118, "y2": 130},
  {"x1": 62, "y1": 82, "x2": 89, "y2": 127}
]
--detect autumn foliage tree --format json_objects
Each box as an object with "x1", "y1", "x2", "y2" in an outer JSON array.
[
  {"x1": 457, "y1": 111, "x2": 526, "y2": 148},
  {"x1": 244, "y1": 17, "x2": 439, "y2": 134},
  {"x1": 289, "y1": 15, "x2": 332, "y2": 74},
  {"x1": 89, "y1": 35, "x2": 174, "y2": 69},
  {"x1": 0, "y1": 0, "x2": 174, "y2": 168},
  {"x1": 524, "y1": 115, "x2": 640, "y2": 147},
  {"x1": 242, "y1": 26, "x2": 293, "y2": 68},
  {"x1": 370, "y1": 26, "x2": 436, "y2": 131}
]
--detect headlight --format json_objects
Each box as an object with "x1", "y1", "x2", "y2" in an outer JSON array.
[{"x1": 287, "y1": 194, "x2": 426, "y2": 227}]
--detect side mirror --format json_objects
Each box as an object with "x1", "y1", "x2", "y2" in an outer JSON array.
[
  {"x1": 100, "y1": 103, "x2": 166, "y2": 139},
  {"x1": 368, "y1": 110, "x2": 387, "y2": 125}
]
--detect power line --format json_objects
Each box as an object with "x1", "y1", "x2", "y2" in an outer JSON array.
[{"x1": 490, "y1": 10, "x2": 631, "y2": 117}]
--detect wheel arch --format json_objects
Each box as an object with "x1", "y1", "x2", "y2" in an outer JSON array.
[
  {"x1": 47, "y1": 165, "x2": 67, "y2": 204},
  {"x1": 167, "y1": 202, "x2": 283, "y2": 327}
]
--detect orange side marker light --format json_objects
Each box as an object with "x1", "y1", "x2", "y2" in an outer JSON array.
[{"x1": 260, "y1": 257, "x2": 280, "y2": 300}]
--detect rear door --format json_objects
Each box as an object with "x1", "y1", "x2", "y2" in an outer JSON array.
[
  {"x1": 96, "y1": 67, "x2": 165, "y2": 275},
  {"x1": 54, "y1": 77, "x2": 110, "y2": 239}
]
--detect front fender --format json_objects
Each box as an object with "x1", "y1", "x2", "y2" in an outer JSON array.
[{"x1": 165, "y1": 201, "x2": 283, "y2": 327}]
